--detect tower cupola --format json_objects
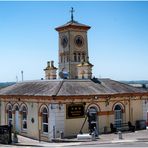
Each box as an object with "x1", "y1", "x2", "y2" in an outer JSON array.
[{"x1": 55, "y1": 8, "x2": 92, "y2": 79}]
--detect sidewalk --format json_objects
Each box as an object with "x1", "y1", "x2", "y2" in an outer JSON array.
[{"x1": 11, "y1": 129, "x2": 148, "y2": 147}]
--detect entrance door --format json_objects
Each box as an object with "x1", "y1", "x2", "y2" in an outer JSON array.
[
  {"x1": 87, "y1": 107, "x2": 99, "y2": 136},
  {"x1": 15, "y1": 111, "x2": 19, "y2": 132}
]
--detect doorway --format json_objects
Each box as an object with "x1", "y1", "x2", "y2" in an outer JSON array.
[{"x1": 87, "y1": 107, "x2": 99, "y2": 136}]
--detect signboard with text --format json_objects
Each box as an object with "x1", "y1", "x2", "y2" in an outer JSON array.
[{"x1": 66, "y1": 104, "x2": 85, "y2": 119}]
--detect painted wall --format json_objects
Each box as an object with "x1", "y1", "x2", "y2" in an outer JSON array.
[{"x1": 0, "y1": 96, "x2": 144, "y2": 141}]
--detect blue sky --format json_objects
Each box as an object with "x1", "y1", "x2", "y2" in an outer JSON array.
[{"x1": 0, "y1": 1, "x2": 148, "y2": 82}]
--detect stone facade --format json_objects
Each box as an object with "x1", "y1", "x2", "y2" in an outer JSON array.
[
  {"x1": 54, "y1": 20, "x2": 93, "y2": 79},
  {"x1": 58, "y1": 31, "x2": 88, "y2": 79}
]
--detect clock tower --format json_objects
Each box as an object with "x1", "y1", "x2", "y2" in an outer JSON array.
[{"x1": 55, "y1": 8, "x2": 93, "y2": 79}]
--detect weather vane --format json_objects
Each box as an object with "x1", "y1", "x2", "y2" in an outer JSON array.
[{"x1": 70, "y1": 7, "x2": 75, "y2": 22}]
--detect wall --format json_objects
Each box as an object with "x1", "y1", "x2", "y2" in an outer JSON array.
[
  {"x1": 48, "y1": 104, "x2": 65, "y2": 139},
  {"x1": 25, "y1": 102, "x2": 39, "y2": 139},
  {"x1": 0, "y1": 95, "x2": 144, "y2": 141},
  {"x1": 64, "y1": 97, "x2": 144, "y2": 137},
  {"x1": 131, "y1": 99, "x2": 143, "y2": 124}
]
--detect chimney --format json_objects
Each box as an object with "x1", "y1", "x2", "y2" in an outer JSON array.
[
  {"x1": 47, "y1": 61, "x2": 50, "y2": 67},
  {"x1": 44, "y1": 60, "x2": 57, "y2": 80},
  {"x1": 51, "y1": 61, "x2": 54, "y2": 67}
]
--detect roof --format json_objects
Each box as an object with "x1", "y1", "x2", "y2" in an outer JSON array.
[
  {"x1": 0, "y1": 79, "x2": 147, "y2": 97},
  {"x1": 55, "y1": 20, "x2": 91, "y2": 31}
]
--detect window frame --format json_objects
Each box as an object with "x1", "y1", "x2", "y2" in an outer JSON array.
[
  {"x1": 114, "y1": 105, "x2": 123, "y2": 128},
  {"x1": 22, "y1": 106, "x2": 27, "y2": 130},
  {"x1": 42, "y1": 107, "x2": 48, "y2": 134},
  {"x1": 8, "y1": 105, "x2": 13, "y2": 125}
]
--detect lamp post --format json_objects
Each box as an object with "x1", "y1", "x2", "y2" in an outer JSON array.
[{"x1": 21, "y1": 70, "x2": 24, "y2": 82}]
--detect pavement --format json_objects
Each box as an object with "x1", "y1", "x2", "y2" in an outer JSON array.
[{"x1": 1, "y1": 128, "x2": 148, "y2": 147}]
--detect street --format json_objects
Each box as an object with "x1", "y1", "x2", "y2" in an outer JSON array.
[
  {"x1": 1, "y1": 130, "x2": 148, "y2": 147},
  {"x1": 68, "y1": 141, "x2": 148, "y2": 147},
  {"x1": 1, "y1": 141, "x2": 148, "y2": 147}
]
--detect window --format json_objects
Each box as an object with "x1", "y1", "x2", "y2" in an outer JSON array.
[
  {"x1": 78, "y1": 53, "x2": 81, "y2": 62},
  {"x1": 82, "y1": 53, "x2": 85, "y2": 62},
  {"x1": 64, "y1": 55, "x2": 65, "y2": 63},
  {"x1": 42, "y1": 108, "x2": 48, "y2": 133},
  {"x1": 74, "y1": 53, "x2": 77, "y2": 62},
  {"x1": 15, "y1": 105, "x2": 19, "y2": 111},
  {"x1": 114, "y1": 105, "x2": 122, "y2": 128},
  {"x1": 22, "y1": 106, "x2": 27, "y2": 130},
  {"x1": 8, "y1": 105, "x2": 12, "y2": 125}
]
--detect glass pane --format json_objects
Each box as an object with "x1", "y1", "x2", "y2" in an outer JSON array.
[
  {"x1": 43, "y1": 114, "x2": 48, "y2": 123},
  {"x1": 8, "y1": 111, "x2": 12, "y2": 118},
  {"x1": 23, "y1": 120, "x2": 27, "y2": 129},
  {"x1": 15, "y1": 106, "x2": 19, "y2": 111},
  {"x1": 22, "y1": 112, "x2": 27, "y2": 119},
  {"x1": 43, "y1": 108, "x2": 47, "y2": 113},
  {"x1": 8, "y1": 106, "x2": 12, "y2": 110},
  {"x1": 115, "y1": 110, "x2": 122, "y2": 127},
  {"x1": 115, "y1": 105, "x2": 121, "y2": 110},
  {"x1": 22, "y1": 106, "x2": 26, "y2": 111},
  {"x1": 43, "y1": 124, "x2": 48, "y2": 133}
]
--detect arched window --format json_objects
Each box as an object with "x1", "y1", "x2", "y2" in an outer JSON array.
[
  {"x1": 42, "y1": 107, "x2": 48, "y2": 133},
  {"x1": 15, "y1": 106, "x2": 19, "y2": 111},
  {"x1": 22, "y1": 106, "x2": 27, "y2": 130},
  {"x1": 82, "y1": 53, "x2": 85, "y2": 62},
  {"x1": 78, "y1": 53, "x2": 81, "y2": 62},
  {"x1": 74, "y1": 53, "x2": 77, "y2": 62},
  {"x1": 8, "y1": 105, "x2": 12, "y2": 125},
  {"x1": 63, "y1": 55, "x2": 65, "y2": 63},
  {"x1": 114, "y1": 104, "x2": 123, "y2": 127},
  {"x1": 13, "y1": 104, "x2": 19, "y2": 112}
]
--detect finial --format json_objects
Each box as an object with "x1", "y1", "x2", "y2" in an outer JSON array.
[{"x1": 70, "y1": 7, "x2": 75, "y2": 22}]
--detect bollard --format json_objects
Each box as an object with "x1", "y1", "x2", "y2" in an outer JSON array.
[
  {"x1": 91, "y1": 132, "x2": 96, "y2": 141},
  {"x1": 60, "y1": 131, "x2": 64, "y2": 139},
  {"x1": 118, "y1": 131, "x2": 122, "y2": 139}
]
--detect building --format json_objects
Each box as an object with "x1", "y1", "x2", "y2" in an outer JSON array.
[
  {"x1": 0, "y1": 9, "x2": 148, "y2": 141},
  {"x1": 130, "y1": 83, "x2": 148, "y2": 126}
]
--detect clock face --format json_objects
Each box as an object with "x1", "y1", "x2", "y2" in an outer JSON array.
[
  {"x1": 74, "y1": 35, "x2": 84, "y2": 47},
  {"x1": 61, "y1": 36, "x2": 68, "y2": 48}
]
